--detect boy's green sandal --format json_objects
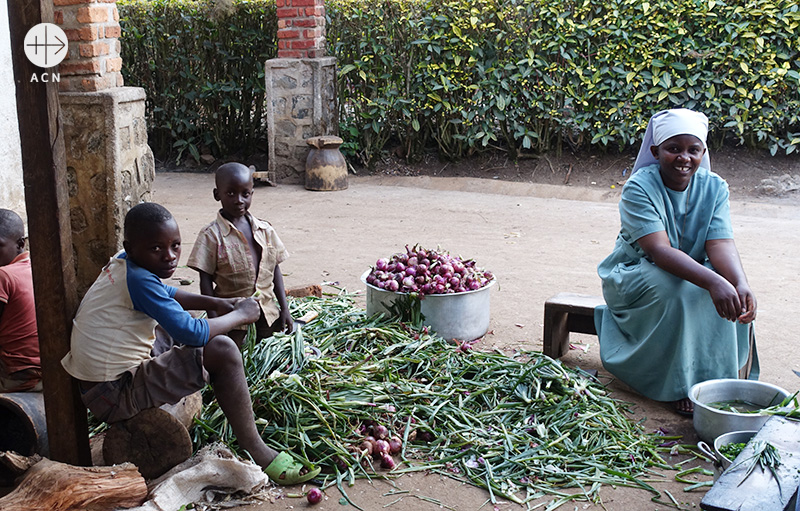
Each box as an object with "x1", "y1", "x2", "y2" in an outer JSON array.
[{"x1": 265, "y1": 452, "x2": 321, "y2": 485}]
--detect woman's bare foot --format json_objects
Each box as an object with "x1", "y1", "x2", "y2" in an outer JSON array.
[{"x1": 674, "y1": 398, "x2": 694, "y2": 416}]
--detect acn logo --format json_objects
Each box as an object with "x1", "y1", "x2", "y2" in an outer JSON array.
[{"x1": 24, "y1": 23, "x2": 67, "y2": 68}]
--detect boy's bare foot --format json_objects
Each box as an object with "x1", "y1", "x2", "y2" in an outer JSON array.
[{"x1": 674, "y1": 398, "x2": 693, "y2": 416}]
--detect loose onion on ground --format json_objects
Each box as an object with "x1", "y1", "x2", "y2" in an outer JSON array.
[
  {"x1": 307, "y1": 487, "x2": 323, "y2": 504},
  {"x1": 366, "y1": 244, "x2": 494, "y2": 295}
]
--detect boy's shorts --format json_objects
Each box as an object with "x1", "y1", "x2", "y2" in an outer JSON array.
[
  {"x1": 0, "y1": 367, "x2": 43, "y2": 393},
  {"x1": 80, "y1": 345, "x2": 208, "y2": 423}
]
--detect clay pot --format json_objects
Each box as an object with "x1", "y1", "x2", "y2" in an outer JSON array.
[{"x1": 305, "y1": 136, "x2": 348, "y2": 191}]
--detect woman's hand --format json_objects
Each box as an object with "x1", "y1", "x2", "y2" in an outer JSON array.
[
  {"x1": 706, "y1": 239, "x2": 757, "y2": 323},
  {"x1": 707, "y1": 276, "x2": 743, "y2": 322},
  {"x1": 735, "y1": 283, "x2": 757, "y2": 324}
]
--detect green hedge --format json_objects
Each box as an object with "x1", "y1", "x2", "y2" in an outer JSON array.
[
  {"x1": 328, "y1": 0, "x2": 800, "y2": 165},
  {"x1": 119, "y1": 0, "x2": 800, "y2": 166},
  {"x1": 119, "y1": 0, "x2": 277, "y2": 162}
]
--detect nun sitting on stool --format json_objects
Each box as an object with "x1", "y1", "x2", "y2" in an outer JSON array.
[{"x1": 594, "y1": 108, "x2": 758, "y2": 416}]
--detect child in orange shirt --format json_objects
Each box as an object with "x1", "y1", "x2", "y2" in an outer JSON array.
[{"x1": 0, "y1": 209, "x2": 41, "y2": 392}]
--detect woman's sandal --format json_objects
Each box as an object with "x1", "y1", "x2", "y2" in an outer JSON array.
[
  {"x1": 674, "y1": 398, "x2": 694, "y2": 417},
  {"x1": 264, "y1": 451, "x2": 321, "y2": 485}
]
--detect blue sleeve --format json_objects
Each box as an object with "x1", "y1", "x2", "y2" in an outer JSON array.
[
  {"x1": 126, "y1": 263, "x2": 210, "y2": 346},
  {"x1": 707, "y1": 180, "x2": 734, "y2": 240},
  {"x1": 619, "y1": 180, "x2": 666, "y2": 242}
]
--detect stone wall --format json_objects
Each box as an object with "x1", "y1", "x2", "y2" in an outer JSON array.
[
  {"x1": 265, "y1": 57, "x2": 337, "y2": 182},
  {"x1": 0, "y1": 0, "x2": 25, "y2": 219},
  {"x1": 60, "y1": 87, "x2": 154, "y2": 295}
]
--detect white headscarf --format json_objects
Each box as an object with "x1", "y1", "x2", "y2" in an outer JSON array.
[{"x1": 632, "y1": 108, "x2": 711, "y2": 173}]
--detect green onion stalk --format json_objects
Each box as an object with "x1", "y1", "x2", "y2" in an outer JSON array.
[{"x1": 191, "y1": 291, "x2": 672, "y2": 506}]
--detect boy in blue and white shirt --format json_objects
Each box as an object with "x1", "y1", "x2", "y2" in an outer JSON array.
[{"x1": 61, "y1": 202, "x2": 319, "y2": 484}]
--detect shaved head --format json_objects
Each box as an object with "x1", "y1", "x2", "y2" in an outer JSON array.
[
  {"x1": 215, "y1": 162, "x2": 252, "y2": 188},
  {"x1": 0, "y1": 209, "x2": 24, "y2": 241}
]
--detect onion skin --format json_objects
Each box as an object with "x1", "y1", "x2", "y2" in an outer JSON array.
[{"x1": 307, "y1": 488, "x2": 323, "y2": 505}]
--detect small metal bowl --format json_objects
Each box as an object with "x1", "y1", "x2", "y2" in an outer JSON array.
[
  {"x1": 697, "y1": 429, "x2": 757, "y2": 482},
  {"x1": 714, "y1": 430, "x2": 758, "y2": 470}
]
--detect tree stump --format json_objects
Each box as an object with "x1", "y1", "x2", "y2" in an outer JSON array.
[
  {"x1": 103, "y1": 407, "x2": 193, "y2": 480},
  {"x1": 0, "y1": 458, "x2": 146, "y2": 511}
]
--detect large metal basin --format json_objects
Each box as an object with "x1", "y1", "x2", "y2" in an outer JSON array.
[
  {"x1": 689, "y1": 379, "x2": 789, "y2": 443},
  {"x1": 362, "y1": 270, "x2": 495, "y2": 342}
]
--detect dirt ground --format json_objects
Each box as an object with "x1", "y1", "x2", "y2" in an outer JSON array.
[{"x1": 147, "y1": 148, "x2": 800, "y2": 511}]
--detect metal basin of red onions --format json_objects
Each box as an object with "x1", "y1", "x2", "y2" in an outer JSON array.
[{"x1": 363, "y1": 245, "x2": 495, "y2": 342}]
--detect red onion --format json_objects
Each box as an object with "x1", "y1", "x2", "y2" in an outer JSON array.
[
  {"x1": 375, "y1": 439, "x2": 390, "y2": 455},
  {"x1": 389, "y1": 436, "x2": 402, "y2": 454},
  {"x1": 380, "y1": 453, "x2": 396, "y2": 469},
  {"x1": 369, "y1": 245, "x2": 494, "y2": 297},
  {"x1": 307, "y1": 487, "x2": 323, "y2": 504},
  {"x1": 374, "y1": 424, "x2": 389, "y2": 439},
  {"x1": 359, "y1": 440, "x2": 374, "y2": 456},
  {"x1": 416, "y1": 430, "x2": 434, "y2": 443}
]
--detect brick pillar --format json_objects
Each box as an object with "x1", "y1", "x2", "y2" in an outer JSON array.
[
  {"x1": 55, "y1": 0, "x2": 122, "y2": 92},
  {"x1": 267, "y1": 0, "x2": 337, "y2": 183},
  {"x1": 276, "y1": 0, "x2": 326, "y2": 58},
  {"x1": 55, "y1": 0, "x2": 155, "y2": 295}
]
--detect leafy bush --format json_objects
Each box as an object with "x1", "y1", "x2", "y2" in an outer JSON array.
[
  {"x1": 329, "y1": 0, "x2": 800, "y2": 165},
  {"x1": 119, "y1": 0, "x2": 800, "y2": 166},
  {"x1": 119, "y1": 0, "x2": 277, "y2": 162}
]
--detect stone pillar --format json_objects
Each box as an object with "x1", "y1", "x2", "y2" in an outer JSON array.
[
  {"x1": 60, "y1": 89, "x2": 154, "y2": 296},
  {"x1": 55, "y1": 0, "x2": 154, "y2": 295},
  {"x1": 267, "y1": 0, "x2": 338, "y2": 182}
]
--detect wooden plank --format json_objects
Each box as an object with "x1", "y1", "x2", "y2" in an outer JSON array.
[
  {"x1": 545, "y1": 293, "x2": 605, "y2": 312},
  {"x1": 8, "y1": 0, "x2": 90, "y2": 465},
  {"x1": 701, "y1": 416, "x2": 800, "y2": 511}
]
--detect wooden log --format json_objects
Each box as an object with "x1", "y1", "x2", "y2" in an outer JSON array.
[
  {"x1": 0, "y1": 452, "x2": 41, "y2": 477},
  {"x1": 286, "y1": 284, "x2": 323, "y2": 298},
  {"x1": 158, "y1": 391, "x2": 203, "y2": 430},
  {"x1": 103, "y1": 408, "x2": 193, "y2": 480},
  {"x1": 0, "y1": 458, "x2": 146, "y2": 511},
  {"x1": 91, "y1": 392, "x2": 202, "y2": 469}
]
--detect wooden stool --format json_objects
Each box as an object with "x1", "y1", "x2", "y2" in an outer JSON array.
[{"x1": 542, "y1": 293, "x2": 605, "y2": 359}]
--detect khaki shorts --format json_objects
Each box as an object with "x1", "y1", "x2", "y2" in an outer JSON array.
[{"x1": 80, "y1": 345, "x2": 207, "y2": 423}]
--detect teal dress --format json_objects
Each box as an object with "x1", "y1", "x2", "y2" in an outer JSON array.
[{"x1": 594, "y1": 164, "x2": 757, "y2": 402}]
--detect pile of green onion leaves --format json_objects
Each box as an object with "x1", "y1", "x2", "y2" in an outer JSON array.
[{"x1": 191, "y1": 291, "x2": 677, "y2": 508}]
